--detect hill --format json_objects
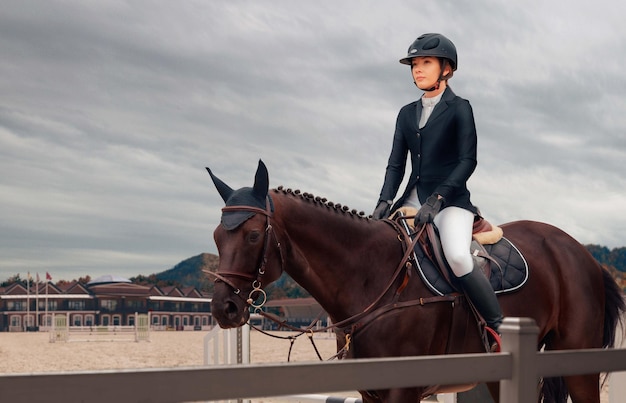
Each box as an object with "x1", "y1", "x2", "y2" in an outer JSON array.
[
  {"x1": 139, "y1": 244, "x2": 626, "y2": 296},
  {"x1": 133, "y1": 252, "x2": 309, "y2": 299},
  {"x1": 130, "y1": 253, "x2": 219, "y2": 293},
  {"x1": 585, "y1": 245, "x2": 626, "y2": 272}
]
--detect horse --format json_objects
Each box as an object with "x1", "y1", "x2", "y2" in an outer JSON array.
[{"x1": 206, "y1": 160, "x2": 625, "y2": 403}]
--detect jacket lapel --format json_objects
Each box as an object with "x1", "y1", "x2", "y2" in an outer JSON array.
[
  {"x1": 423, "y1": 87, "x2": 455, "y2": 126},
  {"x1": 415, "y1": 100, "x2": 423, "y2": 129}
]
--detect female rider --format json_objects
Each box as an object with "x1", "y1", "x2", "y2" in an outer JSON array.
[{"x1": 372, "y1": 33, "x2": 503, "y2": 333}]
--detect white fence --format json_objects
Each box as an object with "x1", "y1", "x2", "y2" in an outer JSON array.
[
  {"x1": 49, "y1": 312, "x2": 150, "y2": 343},
  {"x1": 204, "y1": 323, "x2": 250, "y2": 367},
  {"x1": 1, "y1": 317, "x2": 625, "y2": 403}
]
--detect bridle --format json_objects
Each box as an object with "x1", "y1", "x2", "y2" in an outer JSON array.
[
  {"x1": 207, "y1": 200, "x2": 459, "y2": 356},
  {"x1": 205, "y1": 197, "x2": 285, "y2": 310}
]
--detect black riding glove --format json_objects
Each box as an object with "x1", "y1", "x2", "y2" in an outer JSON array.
[
  {"x1": 414, "y1": 195, "x2": 443, "y2": 226},
  {"x1": 372, "y1": 200, "x2": 392, "y2": 219}
]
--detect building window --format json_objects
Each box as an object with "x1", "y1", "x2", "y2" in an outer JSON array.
[
  {"x1": 85, "y1": 315, "x2": 94, "y2": 326},
  {"x1": 10, "y1": 315, "x2": 21, "y2": 327},
  {"x1": 102, "y1": 315, "x2": 110, "y2": 326},
  {"x1": 33, "y1": 300, "x2": 57, "y2": 311},
  {"x1": 38, "y1": 300, "x2": 59, "y2": 311},
  {"x1": 7, "y1": 301, "x2": 24, "y2": 311},
  {"x1": 126, "y1": 300, "x2": 143, "y2": 311},
  {"x1": 100, "y1": 299, "x2": 117, "y2": 311},
  {"x1": 161, "y1": 316, "x2": 168, "y2": 326},
  {"x1": 112, "y1": 315, "x2": 121, "y2": 326},
  {"x1": 68, "y1": 300, "x2": 86, "y2": 310},
  {"x1": 73, "y1": 315, "x2": 82, "y2": 326}
]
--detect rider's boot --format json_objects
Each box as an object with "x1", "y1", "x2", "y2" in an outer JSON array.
[{"x1": 458, "y1": 265, "x2": 503, "y2": 351}]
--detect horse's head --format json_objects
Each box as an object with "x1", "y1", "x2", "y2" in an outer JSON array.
[{"x1": 206, "y1": 160, "x2": 284, "y2": 328}]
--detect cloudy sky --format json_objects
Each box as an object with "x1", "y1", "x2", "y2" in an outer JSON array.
[{"x1": 1, "y1": 0, "x2": 625, "y2": 282}]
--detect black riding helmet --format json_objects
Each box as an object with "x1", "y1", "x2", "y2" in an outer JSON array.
[
  {"x1": 401, "y1": 33, "x2": 457, "y2": 92},
  {"x1": 399, "y1": 33, "x2": 458, "y2": 71}
]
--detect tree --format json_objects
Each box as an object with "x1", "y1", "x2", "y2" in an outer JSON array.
[
  {"x1": 78, "y1": 275, "x2": 91, "y2": 284},
  {"x1": 0, "y1": 274, "x2": 22, "y2": 287}
]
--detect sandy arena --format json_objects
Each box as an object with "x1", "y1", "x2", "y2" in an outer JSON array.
[{"x1": 0, "y1": 330, "x2": 610, "y2": 402}]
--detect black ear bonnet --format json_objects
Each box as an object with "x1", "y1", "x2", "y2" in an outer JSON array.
[
  {"x1": 206, "y1": 160, "x2": 273, "y2": 230},
  {"x1": 220, "y1": 187, "x2": 274, "y2": 230}
]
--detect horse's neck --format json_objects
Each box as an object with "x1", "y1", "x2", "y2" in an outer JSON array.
[
  {"x1": 273, "y1": 191, "x2": 373, "y2": 265},
  {"x1": 272, "y1": 191, "x2": 399, "y2": 319}
]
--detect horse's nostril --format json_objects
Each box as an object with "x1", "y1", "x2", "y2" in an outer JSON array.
[{"x1": 225, "y1": 300, "x2": 239, "y2": 318}]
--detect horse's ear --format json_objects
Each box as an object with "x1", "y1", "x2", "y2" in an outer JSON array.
[
  {"x1": 206, "y1": 167, "x2": 234, "y2": 203},
  {"x1": 252, "y1": 160, "x2": 269, "y2": 199}
]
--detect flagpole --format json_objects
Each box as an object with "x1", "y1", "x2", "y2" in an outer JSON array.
[
  {"x1": 45, "y1": 280, "x2": 48, "y2": 330},
  {"x1": 26, "y1": 271, "x2": 30, "y2": 331},
  {"x1": 36, "y1": 273, "x2": 40, "y2": 328},
  {"x1": 45, "y1": 272, "x2": 51, "y2": 331}
]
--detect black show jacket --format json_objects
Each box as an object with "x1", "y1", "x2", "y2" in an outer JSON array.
[{"x1": 379, "y1": 87, "x2": 479, "y2": 215}]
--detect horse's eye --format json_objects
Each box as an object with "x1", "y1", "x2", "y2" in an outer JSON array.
[{"x1": 248, "y1": 231, "x2": 261, "y2": 244}]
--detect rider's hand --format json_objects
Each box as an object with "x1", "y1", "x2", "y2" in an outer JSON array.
[
  {"x1": 372, "y1": 200, "x2": 392, "y2": 219},
  {"x1": 414, "y1": 194, "x2": 443, "y2": 226}
]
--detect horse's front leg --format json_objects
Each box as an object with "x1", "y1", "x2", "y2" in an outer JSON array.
[
  {"x1": 486, "y1": 382, "x2": 500, "y2": 402},
  {"x1": 360, "y1": 387, "x2": 423, "y2": 403},
  {"x1": 388, "y1": 387, "x2": 424, "y2": 402}
]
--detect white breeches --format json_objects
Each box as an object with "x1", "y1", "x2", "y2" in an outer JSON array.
[{"x1": 433, "y1": 206, "x2": 475, "y2": 277}]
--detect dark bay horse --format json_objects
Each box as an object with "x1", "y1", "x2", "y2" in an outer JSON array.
[{"x1": 206, "y1": 160, "x2": 624, "y2": 403}]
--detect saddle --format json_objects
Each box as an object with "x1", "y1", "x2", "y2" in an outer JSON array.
[{"x1": 391, "y1": 207, "x2": 529, "y2": 297}]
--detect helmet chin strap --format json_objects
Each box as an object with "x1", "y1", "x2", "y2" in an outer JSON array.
[{"x1": 414, "y1": 79, "x2": 441, "y2": 93}]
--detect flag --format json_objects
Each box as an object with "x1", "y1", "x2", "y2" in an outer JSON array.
[
  {"x1": 46, "y1": 272, "x2": 52, "y2": 281},
  {"x1": 36, "y1": 273, "x2": 40, "y2": 283}
]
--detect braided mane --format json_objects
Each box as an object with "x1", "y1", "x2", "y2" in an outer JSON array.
[{"x1": 272, "y1": 186, "x2": 371, "y2": 220}]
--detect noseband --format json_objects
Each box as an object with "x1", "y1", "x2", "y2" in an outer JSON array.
[{"x1": 206, "y1": 198, "x2": 284, "y2": 310}]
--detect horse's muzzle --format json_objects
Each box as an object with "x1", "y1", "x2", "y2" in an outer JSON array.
[{"x1": 211, "y1": 296, "x2": 249, "y2": 328}]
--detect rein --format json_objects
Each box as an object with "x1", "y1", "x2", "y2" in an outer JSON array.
[
  {"x1": 257, "y1": 215, "x2": 429, "y2": 335},
  {"x1": 209, "y1": 202, "x2": 458, "y2": 360}
]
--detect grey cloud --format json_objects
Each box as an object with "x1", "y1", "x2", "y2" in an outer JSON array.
[{"x1": 1, "y1": 0, "x2": 625, "y2": 281}]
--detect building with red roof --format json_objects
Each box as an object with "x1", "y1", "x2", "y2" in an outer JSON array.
[{"x1": 0, "y1": 275, "x2": 212, "y2": 332}]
